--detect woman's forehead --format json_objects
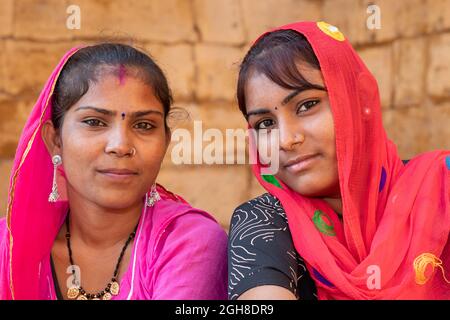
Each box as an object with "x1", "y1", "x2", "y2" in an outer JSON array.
[
  {"x1": 245, "y1": 68, "x2": 324, "y2": 103},
  {"x1": 248, "y1": 62, "x2": 324, "y2": 88},
  {"x1": 79, "y1": 75, "x2": 158, "y2": 101},
  {"x1": 65, "y1": 76, "x2": 163, "y2": 116}
]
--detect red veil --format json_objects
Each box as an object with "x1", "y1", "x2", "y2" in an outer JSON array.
[{"x1": 250, "y1": 21, "x2": 450, "y2": 299}]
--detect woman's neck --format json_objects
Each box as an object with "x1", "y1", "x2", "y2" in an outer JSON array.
[
  {"x1": 65, "y1": 193, "x2": 143, "y2": 250},
  {"x1": 322, "y1": 197, "x2": 342, "y2": 217}
]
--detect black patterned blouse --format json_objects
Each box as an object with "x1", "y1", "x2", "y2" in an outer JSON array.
[{"x1": 228, "y1": 193, "x2": 317, "y2": 300}]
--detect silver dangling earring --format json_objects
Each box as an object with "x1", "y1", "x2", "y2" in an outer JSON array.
[
  {"x1": 146, "y1": 183, "x2": 160, "y2": 207},
  {"x1": 48, "y1": 155, "x2": 62, "y2": 202}
]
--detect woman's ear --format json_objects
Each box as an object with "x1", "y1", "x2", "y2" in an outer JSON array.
[{"x1": 41, "y1": 120, "x2": 62, "y2": 156}]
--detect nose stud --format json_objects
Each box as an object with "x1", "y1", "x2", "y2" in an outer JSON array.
[{"x1": 284, "y1": 134, "x2": 305, "y2": 151}]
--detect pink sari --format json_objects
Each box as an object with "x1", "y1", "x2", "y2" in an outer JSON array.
[
  {"x1": 250, "y1": 22, "x2": 450, "y2": 299},
  {"x1": 0, "y1": 47, "x2": 227, "y2": 300}
]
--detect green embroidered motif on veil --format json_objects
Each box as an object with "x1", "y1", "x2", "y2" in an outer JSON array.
[
  {"x1": 312, "y1": 210, "x2": 336, "y2": 236},
  {"x1": 261, "y1": 174, "x2": 282, "y2": 189}
]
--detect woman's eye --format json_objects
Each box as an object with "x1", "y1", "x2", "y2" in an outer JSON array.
[
  {"x1": 83, "y1": 119, "x2": 106, "y2": 127},
  {"x1": 256, "y1": 119, "x2": 275, "y2": 130},
  {"x1": 297, "y1": 100, "x2": 319, "y2": 114},
  {"x1": 134, "y1": 122, "x2": 154, "y2": 130}
]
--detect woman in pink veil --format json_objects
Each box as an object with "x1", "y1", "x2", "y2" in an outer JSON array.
[{"x1": 0, "y1": 43, "x2": 227, "y2": 300}]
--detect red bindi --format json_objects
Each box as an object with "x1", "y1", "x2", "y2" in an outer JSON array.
[{"x1": 118, "y1": 64, "x2": 126, "y2": 85}]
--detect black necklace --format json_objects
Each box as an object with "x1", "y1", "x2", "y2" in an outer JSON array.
[{"x1": 65, "y1": 213, "x2": 138, "y2": 300}]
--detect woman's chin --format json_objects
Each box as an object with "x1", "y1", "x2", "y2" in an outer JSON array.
[
  {"x1": 288, "y1": 181, "x2": 340, "y2": 199},
  {"x1": 88, "y1": 193, "x2": 143, "y2": 211},
  {"x1": 283, "y1": 179, "x2": 327, "y2": 198}
]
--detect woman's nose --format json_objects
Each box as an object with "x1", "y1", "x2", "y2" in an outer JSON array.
[
  {"x1": 278, "y1": 118, "x2": 305, "y2": 151},
  {"x1": 104, "y1": 125, "x2": 134, "y2": 157}
]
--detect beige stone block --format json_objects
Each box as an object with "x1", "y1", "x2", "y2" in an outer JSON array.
[
  {"x1": 195, "y1": 102, "x2": 247, "y2": 131},
  {"x1": 0, "y1": 98, "x2": 19, "y2": 158},
  {"x1": 427, "y1": 33, "x2": 450, "y2": 100},
  {"x1": 241, "y1": 0, "x2": 321, "y2": 43},
  {"x1": 144, "y1": 44, "x2": 195, "y2": 101},
  {"x1": 72, "y1": 0, "x2": 196, "y2": 43},
  {"x1": 194, "y1": 0, "x2": 245, "y2": 45},
  {"x1": 395, "y1": 0, "x2": 428, "y2": 37},
  {"x1": 13, "y1": 0, "x2": 74, "y2": 40},
  {"x1": 322, "y1": 0, "x2": 367, "y2": 45},
  {"x1": 324, "y1": 0, "x2": 427, "y2": 45},
  {"x1": 363, "y1": 0, "x2": 427, "y2": 40},
  {"x1": 393, "y1": 38, "x2": 426, "y2": 108},
  {"x1": 358, "y1": 45, "x2": 393, "y2": 108},
  {"x1": 3, "y1": 41, "x2": 75, "y2": 95},
  {"x1": 429, "y1": 102, "x2": 450, "y2": 151},
  {"x1": 0, "y1": 0, "x2": 13, "y2": 37},
  {"x1": 195, "y1": 44, "x2": 243, "y2": 101},
  {"x1": 360, "y1": 0, "x2": 398, "y2": 43},
  {"x1": 0, "y1": 96, "x2": 36, "y2": 158},
  {"x1": 157, "y1": 165, "x2": 251, "y2": 230},
  {"x1": 0, "y1": 159, "x2": 13, "y2": 217},
  {"x1": 382, "y1": 107, "x2": 430, "y2": 159},
  {"x1": 0, "y1": 40, "x2": 6, "y2": 92},
  {"x1": 427, "y1": 0, "x2": 450, "y2": 32}
]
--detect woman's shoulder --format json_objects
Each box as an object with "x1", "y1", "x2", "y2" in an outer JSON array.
[
  {"x1": 231, "y1": 193, "x2": 288, "y2": 229},
  {"x1": 237, "y1": 192, "x2": 285, "y2": 211},
  {"x1": 168, "y1": 209, "x2": 227, "y2": 239},
  {"x1": 150, "y1": 197, "x2": 227, "y2": 246}
]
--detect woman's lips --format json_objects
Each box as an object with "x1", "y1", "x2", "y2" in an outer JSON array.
[
  {"x1": 97, "y1": 168, "x2": 138, "y2": 182},
  {"x1": 283, "y1": 154, "x2": 319, "y2": 173}
]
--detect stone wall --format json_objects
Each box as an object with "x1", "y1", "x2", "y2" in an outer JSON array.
[{"x1": 0, "y1": 0, "x2": 449, "y2": 230}]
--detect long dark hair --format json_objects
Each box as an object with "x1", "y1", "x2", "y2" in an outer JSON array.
[
  {"x1": 52, "y1": 43, "x2": 173, "y2": 130},
  {"x1": 237, "y1": 30, "x2": 325, "y2": 116}
]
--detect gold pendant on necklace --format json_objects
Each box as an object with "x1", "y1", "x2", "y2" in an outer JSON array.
[
  {"x1": 110, "y1": 281, "x2": 120, "y2": 295},
  {"x1": 77, "y1": 294, "x2": 88, "y2": 300},
  {"x1": 103, "y1": 292, "x2": 112, "y2": 300},
  {"x1": 67, "y1": 287, "x2": 80, "y2": 299}
]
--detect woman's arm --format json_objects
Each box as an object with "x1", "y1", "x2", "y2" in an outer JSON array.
[{"x1": 239, "y1": 285, "x2": 297, "y2": 300}]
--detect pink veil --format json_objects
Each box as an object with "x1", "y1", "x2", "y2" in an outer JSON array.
[{"x1": 2, "y1": 47, "x2": 82, "y2": 299}]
